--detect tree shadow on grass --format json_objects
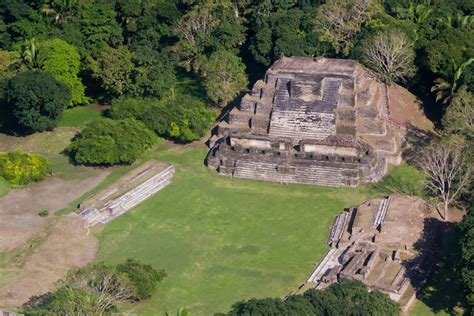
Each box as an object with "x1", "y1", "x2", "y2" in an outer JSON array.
[
  {"x1": 406, "y1": 219, "x2": 465, "y2": 315},
  {"x1": 370, "y1": 165, "x2": 425, "y2": 197}
]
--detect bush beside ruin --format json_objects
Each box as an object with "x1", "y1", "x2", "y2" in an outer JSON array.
[
  {"x1": 0, "y1": 150, "x2": 51, "y2": 186},
  {"x1": 67, "y1": 118, "x2": 156, "y2": 165}
]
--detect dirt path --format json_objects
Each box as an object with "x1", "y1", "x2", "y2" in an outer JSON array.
[
  {"x1": 0, "y1": 215, "x2": 98, "y2": 308},
  {"x1": 0, "y1": 172, "x2": 109, "y2": 251}
]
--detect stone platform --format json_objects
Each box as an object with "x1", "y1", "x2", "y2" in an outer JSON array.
[
  {"x1": 207, "y1": 57, "x2": 431, "y2": 187},
  {"x1": 78, "y1": 160, "x2": 174, "y2": 227}
]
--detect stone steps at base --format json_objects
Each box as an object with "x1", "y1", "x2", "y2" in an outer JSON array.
[
  {"x1": 233, "y1": 161, "x2": 358, "y2": 187},
  {"x1": 269, "y1": 127, "x2": 333, "y2": 140}
]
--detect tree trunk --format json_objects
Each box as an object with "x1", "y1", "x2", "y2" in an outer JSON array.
[{"x1": 443, "y1": 199, "x2": 449, "y2": 221}]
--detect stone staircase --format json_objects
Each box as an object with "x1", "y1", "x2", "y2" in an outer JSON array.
[
  {"x1": 269, "y1": 111, "x2": 335, "y2": 140},
  {"x1": 79, "y1": 165, "x2": 175, "y2": 227},
  {"x1": 269, "y1": 77, "x2": 339, "y2": 140},
  {"x1": 233, "y1": 160, "x2": 358, "y2": 187}
]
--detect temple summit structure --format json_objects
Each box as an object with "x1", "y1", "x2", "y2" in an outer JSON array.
[{"x1": 206, "y1": 57, "x2": 432, "y2": 187}]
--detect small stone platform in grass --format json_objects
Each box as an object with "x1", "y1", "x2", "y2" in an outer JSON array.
[{"x1": 78, "y1": 160, "x2": 174, "y2": 227}]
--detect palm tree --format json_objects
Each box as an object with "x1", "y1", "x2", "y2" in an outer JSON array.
[
  {"x1": 409, "y1": 2, "x2": 432, "y2": 25},
  {"x1": 439, "y1": 12, "x2": 473, "y2": 29},
  {"x1": 21, "y1": 38, "x2": 41, "y2": 70},
  {"x1": 431, "y1": 58, "x2": 474, "y2": 105}
]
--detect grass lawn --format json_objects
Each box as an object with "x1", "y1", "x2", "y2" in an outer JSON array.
[
  {"x1": 59, "y1": 104, "x2": 105, "y2": 128},
  {"x1": 95, "y1": 145, "x2": 425, "y2": 315},
  {"x1": 0, "y1": 103, "x2": 430, "y2": 315}
]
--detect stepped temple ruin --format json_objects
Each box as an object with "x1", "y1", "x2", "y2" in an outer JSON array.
[
  {"x1": 303, "y1": 195, "x2": 442, "y2": 311},
  {"x1": 78, "y1": 160, "x2": 174, "y2": 227},
  {"x1": 206, "y1": 57, "x2": 432, "y2": 186}
]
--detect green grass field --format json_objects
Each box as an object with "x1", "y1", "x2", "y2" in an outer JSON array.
[
  {"x1": 1, "y1": 105, "x2": 443, "y2": 315},
  {"x1": 59, "y1": 104, "x2": 104, "y2": 128},
  {"x1": 95, "y1": 145, "x2": 425, "y2": 315}
]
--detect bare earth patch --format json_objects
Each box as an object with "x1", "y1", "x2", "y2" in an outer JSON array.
[
  {"x1": 0, "y1": 172, "x2": 109, "y2": 251},
  {"x1": 387, "y1": 85, "x2": 434, "y2": 132},
  {"x1": 0, "y1": 214, "x2": 98, "y2": 308}
]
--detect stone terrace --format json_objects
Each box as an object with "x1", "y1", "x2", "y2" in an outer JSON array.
[{"x1": 207, "y1": 56, "x2": 415, "y2": 187}]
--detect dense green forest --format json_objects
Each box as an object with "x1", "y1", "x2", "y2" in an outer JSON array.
[
  {"x1": 0, "y1": 0, "x2": 472, "y2": 137},
  {"x1": 0, "y1": 0, "x2": 472, "y2": 314}
]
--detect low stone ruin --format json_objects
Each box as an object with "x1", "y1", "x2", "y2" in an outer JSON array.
[
  {"x1": 305, "y1": 195, "x2": 442, "y2": 311},
  {"x1": 78, "y1": 160, "x2": 174, "y2": 227},
  {"x1": 206, "y1": 57, "x2": 432, "y2": 186}
]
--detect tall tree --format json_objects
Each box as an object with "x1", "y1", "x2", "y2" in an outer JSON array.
[
  {"x1": 315, "y1": 0, "x2": 379, "y2": 55},
  {"x1": 0, "y1": 0, "x2": 50, "y2": 48},
  {"x1": 442, "y1": 87, "x2": 474, "y2": 140},
  {"x1": 175, "y1": 0, "x2": 246, "y2": 70},
  {"x1": 25, "y1": 260, "x2": 167, "y2": 314},
  {"x1": 68, "y1": 1, "x2": 123, "y2": 58},
  {"x1": 38, "y1": 38, "x2": 89, "y2": 106},
  {"x1": 90, "y1": 46, "x2": 134, "y2": 98},
  {"x1": 418, "y1": 137, "x2": 472, "y2": 220},
  {"x1": 6, "y1": 71, "x2": 70, "y2": 133},
  {"x1": 200, "y1": 50, "x2": 248, "y2": 106},
  {"x1": 129, "y1": 47, "x2": 177, "y2": 98},
  {"x1": 361, "y1": 29, "x2": 416, "y2": 83}
]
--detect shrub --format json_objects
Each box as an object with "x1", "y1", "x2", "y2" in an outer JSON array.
[
  {"x1": 222, "y1": 281, "x2": 399, "y2": 316},
  {"x1": 67, "y1": 118, "x2": 156, "y2": 165},
  {"x1": 25, "y1": 260, "x2": 166, "y2": 314},
  {"x1": 117, "y1": 259, "x2": 167, "y2": 300},
  {"x1": 6, "y1": 71, "x2": 71, "y2": 133},
  {"x1": 0, "y1": 150, "x2": 51, "y2": 186},
  {"x1": 38, "y1": 210, "x2": 49, "y2": 217},
  {"x1": 110, "y1": 95, "x2": 214, "y2": 142}
]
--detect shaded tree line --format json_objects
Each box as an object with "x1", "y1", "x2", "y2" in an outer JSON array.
[{"x1": 218, "y1": 280, "x2": 399, "y2": 316}]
